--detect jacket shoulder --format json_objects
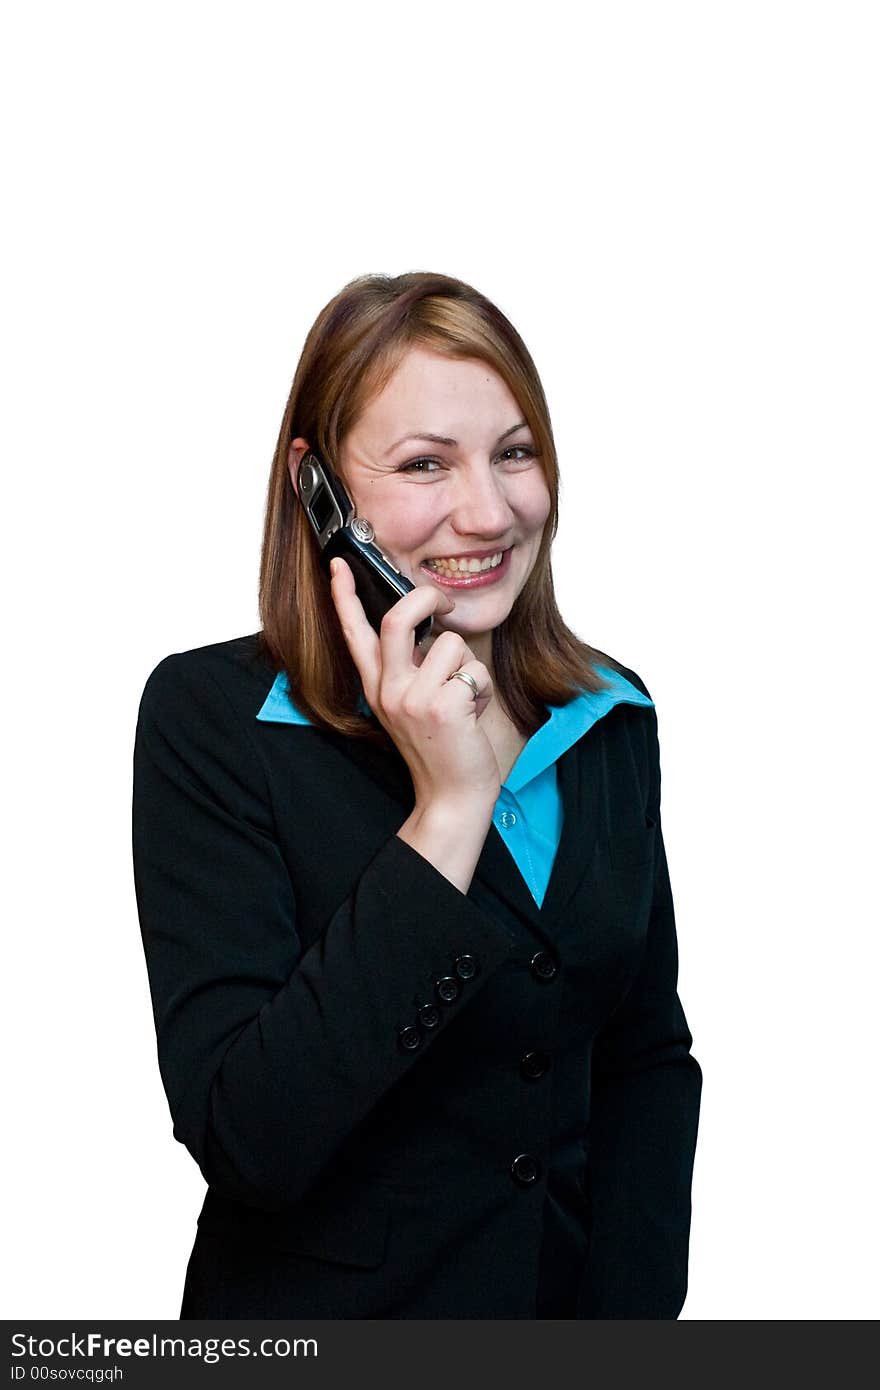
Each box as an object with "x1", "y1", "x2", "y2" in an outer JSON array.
[
  {"x1": 137, "y1": 632, "x2": 278, "y2": 726},
  {"x1": 589, "y1": 646, "x2": 662, "y2": 812}
]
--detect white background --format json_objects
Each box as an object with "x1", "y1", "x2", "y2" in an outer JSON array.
[{"x1": 3, "y1": 0, "x2": 877, "y2": 1321}]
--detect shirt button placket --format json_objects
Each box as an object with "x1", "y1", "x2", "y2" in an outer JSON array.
[{"x1": 497, "y1": 789, "x2": 551, "y2": 1196}]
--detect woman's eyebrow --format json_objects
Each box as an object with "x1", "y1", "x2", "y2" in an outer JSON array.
[{"x1": 385, "y1": 421, "x2": 529, "y2": 455}]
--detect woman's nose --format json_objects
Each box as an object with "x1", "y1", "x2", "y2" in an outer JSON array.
[{"x1": 449, "y1": 466, "x2": 516, "y2": 538}]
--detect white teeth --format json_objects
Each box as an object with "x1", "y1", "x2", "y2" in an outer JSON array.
[{"x1": 426, "y1": 551, "x2": 504, "y2": 574}]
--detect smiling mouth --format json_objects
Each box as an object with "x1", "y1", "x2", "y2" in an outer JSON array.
[
  {"x1": 423, "y1": 549, "x2": 506, "y2": 575},
  {"x1": 419, "y1": 547, "x2": 513, "y2": 587}
]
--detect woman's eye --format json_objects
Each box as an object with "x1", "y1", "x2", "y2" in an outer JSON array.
[
  {"x1": 399, "y1": 457, "x2": 441, "y2": 474},
  {"x1": 399, "y1": 446, "x2": 536, "y2": 475}
]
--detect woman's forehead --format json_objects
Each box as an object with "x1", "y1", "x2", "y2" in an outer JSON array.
[{"x1": 354, "y1": 347, "x2": 522, "y2": 442}]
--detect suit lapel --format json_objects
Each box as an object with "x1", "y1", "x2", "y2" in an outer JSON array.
[
  {"x1": 319, "y1": 729, "x2": 552, "y2": 935},
  {"x1": 256, "y1": 670, "x2": 621, "y2": 947},
  {"x1": 468, "y1": 732, "x2": 603, "y2": 943},
  {"x1": 471, "y1": 817, "x2": 541, "y2": 927},
  {"x1": 291, "y1": 715, "x2": 605, "y2": 947},
  {"x1": 539, "y1": 729, "x2": 604, "y2": 923},
  {"x1": 331, "y1": 728, "x2": 414, "y2": 812}
]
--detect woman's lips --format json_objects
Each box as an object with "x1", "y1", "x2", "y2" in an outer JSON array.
[{"x1": 419, "y1": 547, "x2": 513, "y2": 589}]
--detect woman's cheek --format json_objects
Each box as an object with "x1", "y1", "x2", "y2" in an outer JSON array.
[{"x1": 511, "y1": 469, "x2": 552, "y2": 523}]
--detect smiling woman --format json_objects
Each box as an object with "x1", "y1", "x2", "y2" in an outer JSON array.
[
  {"x1": 286, "y1": 346, "x2": 553, "y2": 753},
  {"x1": 258, "y1": 273, "x2": 608, "y2": 746},
  {"x1": 132, "y1": 270, "x2": 702, "y2": 1320}
]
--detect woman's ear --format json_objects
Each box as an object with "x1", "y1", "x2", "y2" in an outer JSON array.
[{"x1": 287, "y1": 438, "x2": 312, "y2": 497}]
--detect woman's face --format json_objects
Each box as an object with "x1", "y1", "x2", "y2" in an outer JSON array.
[{"x1": 290, "y1": 346, "x2": 552, "y2": 668}]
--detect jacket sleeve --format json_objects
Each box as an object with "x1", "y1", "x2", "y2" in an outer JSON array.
[
  {"x1": 131, "y1": 653, "x2": 513, "y2": 1212},
  {"x1": 579, "y1": 701, "x2": 702, "y2": 1319}
]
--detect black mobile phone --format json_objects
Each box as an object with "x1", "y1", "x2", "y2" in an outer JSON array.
[{"x1": 297, "y1": 450, "x2": 433, "y2": 646}]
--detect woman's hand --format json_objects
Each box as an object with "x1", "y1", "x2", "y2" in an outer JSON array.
[{"x1": 329, "y1": 556, "x2": 501, "y2": 814}]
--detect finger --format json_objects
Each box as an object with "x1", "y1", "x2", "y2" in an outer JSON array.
[
  {"x1": 329, "y1": 557, "x2": 382, "y2": 699},
  {"x1": 377, "y1": 582, "x2": 456, "y2": 687},
  {"x1": 414, "y1": 636, "x2": 494, "y2": 714},
  {"x1": 440, "y1": 659, "x2": 494, "y2": 720},
  {"x1": 415, "y1": 628, "x2": 470, "y2": 684}
]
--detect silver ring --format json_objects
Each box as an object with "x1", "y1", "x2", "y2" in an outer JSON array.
[{"x1": 447, "y1": 669, "x2": 479, "y2": 699}]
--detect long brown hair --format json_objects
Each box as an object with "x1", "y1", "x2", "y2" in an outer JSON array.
[{"x1": 258, "y1": 271, "x2": 611, "y2": 748}]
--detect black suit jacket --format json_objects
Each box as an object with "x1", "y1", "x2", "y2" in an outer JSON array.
[{"x1": 131, "y1": 633, "x2": 701, "y2": 1319}]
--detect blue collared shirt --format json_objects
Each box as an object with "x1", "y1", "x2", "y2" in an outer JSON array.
[{"x1": 256, "y1": 664, "x2": 653, "y2": 908}]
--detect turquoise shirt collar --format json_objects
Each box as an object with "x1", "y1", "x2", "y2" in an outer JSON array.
[{"x1": 256, "y1": 664, "x2": 653, "y2": 791}]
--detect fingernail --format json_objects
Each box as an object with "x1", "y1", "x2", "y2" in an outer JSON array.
[{"x1": 330, "y1": 559, "x2": 338, "y2": 577}]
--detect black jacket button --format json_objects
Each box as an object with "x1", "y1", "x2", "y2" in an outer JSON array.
[
  {"x1": 520, "y1": 1050, "x2": 550, "y2": 1080},
  {"x1": 435, "y1": 975, "x2": 460, "y2": 1005},
  {"x1": 398, "y1": 1025, "x2": 422, "y2": 1052},
  {"x1": 511, "y1": 1153, "x2": 542, "y2": 1185},
  {"x1": 453, "y1": 953, "x2": 479, "y2": 981},
  {"x1": 530, "y1": 950, "x2": 558, "y2": 982},
  {"x1": 417, "y1": 1003, "x2": 440, "y2": 1029}
]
